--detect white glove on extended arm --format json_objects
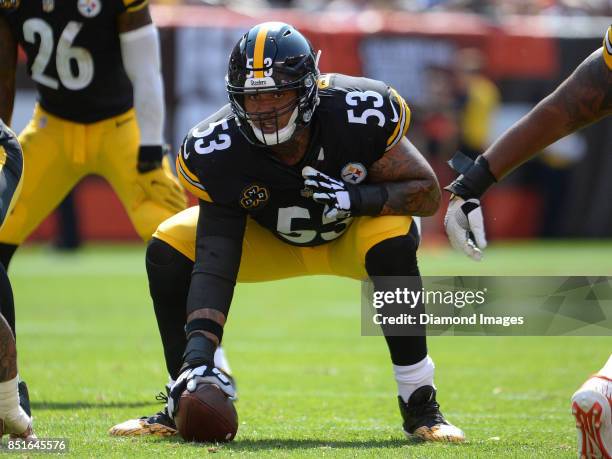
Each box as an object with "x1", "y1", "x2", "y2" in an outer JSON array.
[{"x1": 444, "y1": 196, "x2": 487, "y2": 261}]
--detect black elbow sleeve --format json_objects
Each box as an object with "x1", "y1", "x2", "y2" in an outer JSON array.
[{"x1": 187, "y1": 235, "x2": 243, "y2": 317}]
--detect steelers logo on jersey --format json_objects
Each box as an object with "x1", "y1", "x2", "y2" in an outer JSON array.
[
  {"x1": 77, "y1": 0, "x2": 101, "y2": 18},
  {"x1": 341, "y1": 162, "x2": 367, "y2": 184},
  {"x1": 240, "y1": 184, "x2": 270, "y2": 209}
]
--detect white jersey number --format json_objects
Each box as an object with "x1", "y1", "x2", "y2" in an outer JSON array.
[
  {"x1": 276, "y1": 206, "x2": 352, "y2": 244},
  {"x1": 345, "y1": 90, "x2": 385, "y2": 127},
  {"x1": 191, "y1": 119, "x2": 232, "y2": 155},
  {"x1": 23, "y1": 19, "x2": 94, "y2": 91}
]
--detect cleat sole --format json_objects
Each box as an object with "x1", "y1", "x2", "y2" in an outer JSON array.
[
  {"x1": 109, "y1": 419, "x2": 177, "y2": 437},
  {"x1": 403, "y1": 426, "x2": 465, "y2": 443},
  {"x1": 572, "y1": 388, "x2": 612, "y2": 459}
]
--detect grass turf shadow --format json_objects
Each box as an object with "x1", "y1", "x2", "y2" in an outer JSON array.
[
  {"x1": 152, "y1": 437, "x2": 468, "y2": 450},
  {"x1": 31, "y1": 401, "x2": 156, "y2": 410}
]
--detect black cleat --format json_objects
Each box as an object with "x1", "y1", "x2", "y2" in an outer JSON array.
[
  {"x1": 398, "y1": 385, "x2": 465, "y2": 442},
  {"x1": 109, "y1": 389, "x2": 177, "y2": 437},
  {"x1": 108, "y1": 372, "x2": 237, "y2": 438},
  {"x1": 109, "y1": 408, "x2": 177, "y2": 437}
]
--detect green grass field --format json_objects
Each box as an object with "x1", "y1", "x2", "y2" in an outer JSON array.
[{"x1": 7, "y1": 241, "x2": 612, "y2": 458}]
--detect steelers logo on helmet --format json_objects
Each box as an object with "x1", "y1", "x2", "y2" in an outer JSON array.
[{"x1": 226, "y1": 22, "x2": 321, "y2": 146}]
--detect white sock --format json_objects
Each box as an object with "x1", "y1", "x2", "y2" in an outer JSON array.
[
  {"x1": 394, "y1": 356, "x2": 435, "y2": 404},
  {"x1": 0, "y1": 375, "x2": 30, "y2": 434},
  {"x1": 214, "y1": 346, "x2": 232, "y2": 375},
  {"x1": 597, "y1": 353, "x2": 612, "y2": 377}
]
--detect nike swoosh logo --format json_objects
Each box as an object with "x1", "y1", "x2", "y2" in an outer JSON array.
[
  {"x1": 390, "y1": 98, "x2": 399, "y2": 123},
  {"x1": 116, "y1": 117, "x2": 134, "y2": 128}
]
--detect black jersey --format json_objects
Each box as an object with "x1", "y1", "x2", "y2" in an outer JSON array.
[
  {"x1": 2, "y1": 0, "x2": 146, "y2": 123},
  {"x1": 177, "y1": 73, "x2": 411, "y2": 247}
]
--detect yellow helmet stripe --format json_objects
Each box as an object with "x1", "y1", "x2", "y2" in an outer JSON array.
[
  {"x1": 253, "y1": 25, "x2": 269, "y2": 78},
  {"x1": 604, "y1": 26, "x2": 612, "y2": 70}
]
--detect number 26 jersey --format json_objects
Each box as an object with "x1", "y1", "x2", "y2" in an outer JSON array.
[{"x1": 2, "y1": 0, "x2": 147, "y2": 123}]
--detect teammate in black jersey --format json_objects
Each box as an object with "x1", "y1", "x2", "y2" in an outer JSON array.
[
  {"x1": 0, "y1": 120, "x2": 33, "y2": 440},
  {"x1": 0, "y1": 0, "x2": 188, "y2": 330},
  {"x1": 0, "y1": 0, "x2": 192, "y2": 432},
  {"x1": 111, "y1": 22, "x2": 465, "y2": 442}
]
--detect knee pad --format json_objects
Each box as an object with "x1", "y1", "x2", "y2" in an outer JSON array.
[
  {"x1": 365, "y1": 223, "x2": 420, "y2": 277},
  {"x1": 146, "y1": 238, "x2": 193, "y2": 293},
  {"x1": 0, "y1": 244, "x2": 17, "y2": 270},
  {"x1": 146, "y1": 237, "x2": 183, "y2": 267}
]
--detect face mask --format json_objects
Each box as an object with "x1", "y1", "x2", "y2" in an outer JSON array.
[{"x1": 248, "y1": 107, "x2": 299, "y2": 145}]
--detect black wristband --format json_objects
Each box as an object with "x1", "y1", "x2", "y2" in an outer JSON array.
[
  {"x1": 137, "y1": 145, "x2": 165, "y2": 173},
  {"x1": 182, "y1": 333, "x2": 216, "y2": 370},
  {"x1": 348, "y1": 184, "x2": 388, "y2": 216},
  {"x1": 185, "y1": 318, "x2": 224, "y2": 343},
  {"x1": 444, "y1": 152, "x2": 497, "y2": 199}
]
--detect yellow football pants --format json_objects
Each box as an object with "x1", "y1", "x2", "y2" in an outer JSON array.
[
  {"x1": 0, "y1": 105, "x2": 183, "y2": 244},
  {"x1": 154, "y1": 206, "x2": 414, "y2": 281}
]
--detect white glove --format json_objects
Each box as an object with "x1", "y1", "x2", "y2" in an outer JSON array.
[
  {"x1": 167, "y1": 364, "x2": 236, "y2": 419},
  {"x1": 444, "y1": 196, "x2": 487, "y2": 261},
  {"x1": 302, "y1": 166, "x2": 352, "y2": 219}
]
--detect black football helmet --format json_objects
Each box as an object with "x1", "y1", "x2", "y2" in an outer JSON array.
[{"x1": 226, "y1": 22, "x2": 320, "y2": 146}]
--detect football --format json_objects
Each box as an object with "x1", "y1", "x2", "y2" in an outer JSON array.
[{"x1": 175, "y1": 383, "x2": 238, "y2": 442}]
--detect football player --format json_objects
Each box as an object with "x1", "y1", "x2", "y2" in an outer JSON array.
[
  {"x1": 0, "y1": 0, "x2": 187, "y2": 334},
  {"x1": 0, "y1": 0, "x2": 190, "y2": 420},
  {"x1": 111, "y1": 22, "x2": 465, "y2": 442},
  {"x1": 0, "y1": 120, "x2": 33, "y2": 440},
  {"x1": 444, "y1": 26, "x2": 612, "y2": 458}
]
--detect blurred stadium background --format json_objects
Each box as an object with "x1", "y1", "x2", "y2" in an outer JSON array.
[
  {"x1": 10, "y1": 0, "x2": 612, "y2": 247},
  {"x1": 7, "y1": 3, "x2": 612, "y2": 456}
]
